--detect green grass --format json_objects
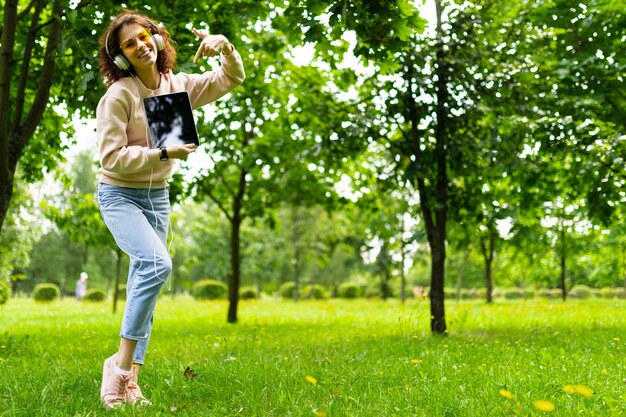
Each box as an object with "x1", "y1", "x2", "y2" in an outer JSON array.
[{"x1": 1, "y1": 297, "x2": 625, "y2": 416}]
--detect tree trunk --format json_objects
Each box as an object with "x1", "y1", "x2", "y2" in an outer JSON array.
[
  {"x1": 428, "y1": 0, "x2": 449, "y2": 335},
  {"x1": 381, "y1": 268, "x2": 390, "y2": 300},
  {"x1": 292, "y1": 207, "x2": 301, "y2": 302},
  {"x1": 429, "y1": 232, "x2": 447, "y2": 334},
  {"x1": 400, "y1": 238, "x2": 407, "y2": 304},
  {"x1": 622, "y1": 240, "x2": 625, "y2": 291},
  {"x1": 480, "y1": 230, "x2": 495, "y2": 304},
  {"x1": 404, "y1": 0, "x2": 448, "y2": 334},
  {"x1": 227, "y1": 167, "x2": 246, "y2": 323},
  {"x1": 455, "y1": 246, "x2": 472, "y2": 302},
  {"x1": 559, "y1": 216, "x2": 567, "y2": 301},
  {"x1": 227, "y1": 213, "x2": 241, "y2": 323},
  {"x1": 0, "y1": 0, "x2": 19, "y2": 235}
]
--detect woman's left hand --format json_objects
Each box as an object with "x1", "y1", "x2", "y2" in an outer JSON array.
[{"x1": 193, "y1": 29, "x2": 233, "y2": 63}]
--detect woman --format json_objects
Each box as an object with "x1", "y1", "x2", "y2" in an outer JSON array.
[{"x1": 96, "y1": 10, "x2": 245, "y2": 409}]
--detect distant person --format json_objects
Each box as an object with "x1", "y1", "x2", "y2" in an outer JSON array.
[
  {"x1": 95, "y1": 9, "x2": 245, "y2": 410},
  {"x1": 75, "y1": 272, "x2": 88, "y2": 301}
]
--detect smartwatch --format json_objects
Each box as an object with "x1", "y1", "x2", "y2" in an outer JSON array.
[{"x1": 159, "y1": 147, "x2": 169, "y2": 161}]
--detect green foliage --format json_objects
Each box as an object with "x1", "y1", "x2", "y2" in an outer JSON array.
[
  {"x1": 0, "y1": 281, "x2": 10, "y2": 305},
  {"x1": 337, "y1": 282, "x2": 362, "y2": 299},
  {"x1": 301, "y1": 284, "x2": 328, "y2": 300},
  {"x1": 278, "y1": 282, "x2": 296, "y2": 299},
  {"x1": 83, "y1": 289, "x2": 105, "y2": 302},
  {"x1": 598, "y1": 287, "x2": 615, "y2": 299},
  {"x1": 538, "y1": 288, "x2": 563, "y2": 299},
  {"x1": 32, "y1": 284, "x2": 60, "y2": 303},
  {"x1": 502, "y1": 288, "x2": 525, "y2": 300},
  {"x1": 191, "y1": 280, "x2": 228, "y2": 300},
  {"x1": 118, "y1": 284, "x2": 127, "y2": 300},
  {"x1": 568, "y1": 285, "x2": 595, "y2": 300},
  {"x1": 239, "y1": 286, "x2": 258, "y2": 300}
]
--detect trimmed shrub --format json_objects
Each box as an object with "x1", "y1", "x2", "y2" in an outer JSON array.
[
  {"x1": 279, "y1": 282, "x2": 296, "y2": 299},
  {"x1": 538, "y1": 288, "x2": 562, "y2": 299},
  {"x1": 301, "y1": 284, "x2": 328, "y2": 300},
  {"x1": 502, "y1": 288, "x2": 525, "y2": 300},
  {"x1": 568, "y1": 285, "x2": 594, "y2": 299},
  {"x1": 444, "y1": 288, "x2": 456, "y2": 300},
  {"x1": 523, "y1": 288, "x2": 537, "y2": 299},
  {"x1": 192, "y1": 279, "x2": 228, "y2": 300},
  {"x1": 475, "y1": 288, "x2": 488, "y2": 300},
  {"x1": 338, "y1": 282, "x2": 362, "y2": 299},
  {"x1": 598, "y1": 287, "x2": 615, "y2": 299},
  {"x1": 363, "y1": 285, "x2": 380, "y2": 298},
  {"x1": 240, "y1": 286, "x2": 258, "y2": 300},
  {"x1": 0, "y1": 281, "x2": 9, "y2": 305},
  {"x1": 33, "y1": 283, "x2": 60, "y2": 302},
  {"x1": 460, "y1": 289, "x2": 479, "y2": 300},
  {"x1": 83, "y1": 289, "x2": 106, "y2": 302}
]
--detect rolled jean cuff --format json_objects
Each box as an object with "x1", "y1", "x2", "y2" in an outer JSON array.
[{"x1": 120, "y1": 332, "x2": 148, "y2": 341}]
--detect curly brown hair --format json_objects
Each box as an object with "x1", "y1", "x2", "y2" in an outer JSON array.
[{"x1": 98, "y1": 10, "x2": 177, "y2": 85}]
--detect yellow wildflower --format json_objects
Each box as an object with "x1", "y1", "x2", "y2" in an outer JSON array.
[
  {"x1": 573, "y1": 385, "x2": 593, "y2": 398},
  {"x1": 534, "y1": 400, "x2": 555, "y2": 412},
  {"x1": 314, "y1": 412, "x2": 327, "y2": 417},
  {"x1": 306, "y1": 375, "x2": 318, "y2": 385},
  {"x1": 499, "y1": 389, "x2": 514, "y2": 399},
  {"x1": 563, "y1": 385, "x2": 575, "y2": 394},
  {"x1": 410, "y1": 359, "x2": 423, "y2": 364}
]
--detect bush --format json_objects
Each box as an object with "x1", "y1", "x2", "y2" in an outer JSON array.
[
  {"x1": 117, "y1": 284, "x2": 127, "y2": 300},
  {"x1": 538, "y1": 288, "x2": 562, "y2": 299},
  {"x1": 192, "y1": 279, "x2": 228, "y2": 300},
  {"x1": 363, "y1": 285, "x2": 380, "y2": 298},
  {"x1": 301, "y1": 284, "x2": 328, "y2": 300},
  {"x1": 475, "y1": 288, "x2": 487, "y2": 300},
  {"x1": 598, "y1": 287, "x2": 615, "y2": 299},
  {"x1": 338, "y1": 282, "x2": 362, "y2": 299},
  {"x1": 444, "y1": 288, "x2": 456, "y2": 300},
  {"x1": 523, "y1": 288, "x2": 536, "y2": 299},
  {"x1": 279, "y1": 282, "x2": 296, "y2": 299},
  {"x1": 240, "y1": 286, "x2": 258, "y2": 300},
  {"x1": 616, "y1": 288, "x2": 626, "y2": 299},
  {"x1": 460, "y1": 289, "x2": 479, "y2": 300},
  {"x1": 502, "y1": 288, "x2": 525, "y2": 300},
  {"x1": 0, "y1": 281, "x2": 9, "y2": 305},
  {"x1": 83, "y1": 289, "x2": 106, "y2": 302},
  {"x1": 568, "y1": 285, "x2": 594, "y2": 299},
  {"x1": 33, "y1": 283, "x2": 60, "y2": 303}
]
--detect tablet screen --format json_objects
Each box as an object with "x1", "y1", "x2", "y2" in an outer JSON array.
[{"x1": 143, "y1": 91, "x2": 200, "y2": 148}]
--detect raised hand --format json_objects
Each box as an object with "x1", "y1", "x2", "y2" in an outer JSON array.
[{"x1": 192, "y1": 29, "x2": 233, "y2": 63}]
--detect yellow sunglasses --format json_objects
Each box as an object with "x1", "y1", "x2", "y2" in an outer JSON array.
[{"x1": 120, "y1": 29, "x2": 152, "y2": 51}]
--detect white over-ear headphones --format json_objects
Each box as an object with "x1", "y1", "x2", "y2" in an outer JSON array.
[{"x1": 105, "y1": 18, "x2": 165, "y2": 71}]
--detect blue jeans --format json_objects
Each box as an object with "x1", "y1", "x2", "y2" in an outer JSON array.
[{"x1": 97, "y1": 183, "x2": 172, "y2": 364}]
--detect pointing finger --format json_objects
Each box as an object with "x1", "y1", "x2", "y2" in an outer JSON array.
[
  {"x1": 192, "y1": 28, "x2": 206, "y2": 39},
  {"x1": 194, "y1": 43, "x2": 204, "y2": 63}
]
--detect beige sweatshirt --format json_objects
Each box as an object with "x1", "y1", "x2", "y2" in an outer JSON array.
[{"x1": 96, "y1": 49, "x2": 245, "y2": 188}]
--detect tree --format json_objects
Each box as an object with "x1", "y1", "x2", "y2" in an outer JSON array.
[{"x1": 0, "y1": 0, "x2": 64, "y2": 234}]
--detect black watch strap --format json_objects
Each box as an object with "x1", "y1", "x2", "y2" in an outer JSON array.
[{"x1": 160, "y1": 147, "x2": 168, "y2": 161}]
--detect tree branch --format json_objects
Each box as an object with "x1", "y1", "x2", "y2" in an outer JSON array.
[
  {"x1": 11, "y1": 0, "x2": 63, "y2": 168},
  {"x1": 12, "y1": 0, "x2": 44, "y2": 130}
]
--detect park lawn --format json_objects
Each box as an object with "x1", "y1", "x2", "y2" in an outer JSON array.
[{"x1": 0, "y1": 297, "x2": 625, "y2": 416}]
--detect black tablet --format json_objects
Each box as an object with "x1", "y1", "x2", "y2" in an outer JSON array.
[{"x1": 143, "y1": 91, "x2": 200, "y2": 148}]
